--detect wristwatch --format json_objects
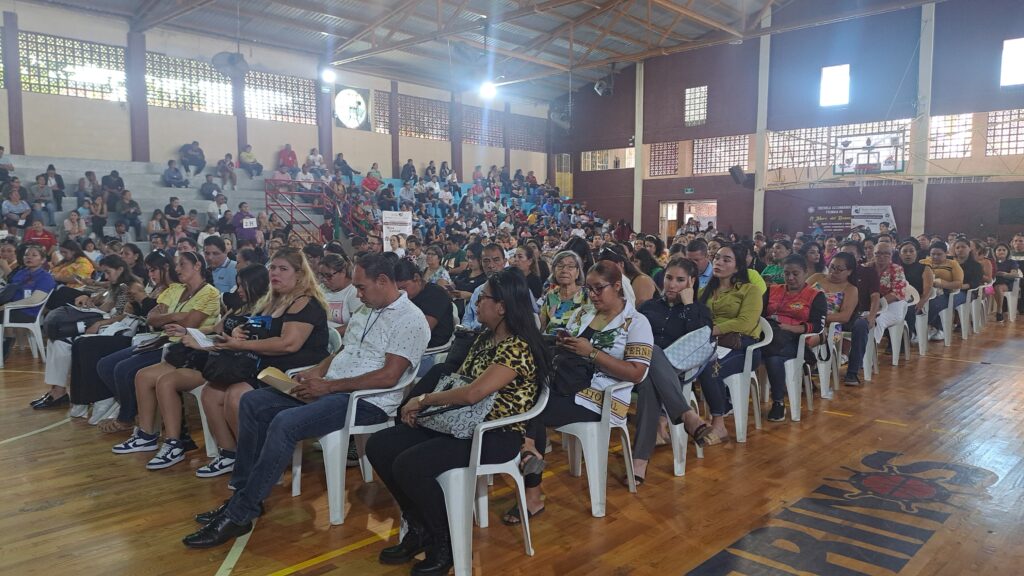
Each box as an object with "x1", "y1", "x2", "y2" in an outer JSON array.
[
  {"x1": 417, "y1": 393, "x2": 428, "y2": 405},
  {"x1": 588, "y1": 349, "x2": 599, "y2": 362}
]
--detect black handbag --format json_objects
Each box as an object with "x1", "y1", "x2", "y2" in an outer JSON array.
[
  {"x1": 202, "y1": 349, "x2": 262, "y2": 384},
  {"x1": 164, "y1": 341, "x2": 205, "y2": 369},
  {"x1": 550, "y1": 350, "x2": 595, "y2": 397}
]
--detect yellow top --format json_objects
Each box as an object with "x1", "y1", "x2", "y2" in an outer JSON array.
[{"x1": 156, "y1": 283, "x2": 221, "y2": 341}]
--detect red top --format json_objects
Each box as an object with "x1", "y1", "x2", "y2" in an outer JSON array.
[
  {"x1": 24, "y1": 228, "x2": 57, "y2": 251},
  {"x1": 278, "y1": 149, "x2": 298, "y2": 168}
]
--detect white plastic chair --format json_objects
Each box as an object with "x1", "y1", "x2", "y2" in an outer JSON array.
[
  {"x1": 557, "y1": 371, "x2": 645, "y2": 518},
  {"x1": 721, "y1": 317, "x2": 773, "y2": 443},
  {"x1": 971, "y1": 282, "x2": 993, "y2": 333},
  {"x1": 913, "y1": 289, "x2": 936, "y2": 357},
  {"x1": 814, "y1": 326, "x2": 840, "y2": 400},
  {"x1": 0, "y1": 289, "x2": 53, "y2": 368},
  {"x1": 437, "y1": 386, "x2": 551, "y2": 576},
  {"x1": 290, "y1": 359, "x2": 420, "y2": 525},
  {"x1": 1003, "y1": 278, "x2": 1020, "y2": 322},
  {"x1": 780, "y1": 333, "x2": 818, "y2": 422},
  {"x1": 882, "y1": 286, "x2": 918, "y2": 367},
  {"x1": 157, "y1": 344, "x2": 219, "y2": 459},
  {"x1": 666, "y1": 374, "x2": 704, "y2": 477},
  {"x1": 954, "y1": 288, "x2": 973, "y2": 342},
  {"x1": 937, "y1": 289, "x2": 960, "y2": 347}
]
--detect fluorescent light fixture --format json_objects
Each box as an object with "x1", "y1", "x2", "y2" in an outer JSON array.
[
  {"x1": 479, "y1": 81, "x2": 497, "y2": 99},
  {"x1": 820, "y1": 64, "x2": 850, "y2": 107},
  {"x1": 320, "y1": 68, "x2": 337, "y2": 84},
  {"x1": 1001, "y1": 38, "x2": 1024, "y2": 87}
]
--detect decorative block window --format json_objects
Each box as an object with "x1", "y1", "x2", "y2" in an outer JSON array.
[
  {"x1": 463, "y1": 105, "x2": 504, "y2": 148},
  {"x1": 374, "y1": 90, "x2": 390, "y2": 134},
  {"x1": 397, "y1": 93, "x2": 448, "y2": 140},
  {"x1": 555, "y1": 153, "x2": 571, "y2": 173},
  {"x1": 244, "y1": 70, "x2": 316, "y2": 124},
  {"x1": 648, "y1": 142, "x2": 679, "y2": 176},
  {"x1": 768, "y1": 126, "x2": 831, "y2": 169},
  {"x1": 581, "y1": 148, "x2": 635, "y2": 171},
  {"x1": 19, "y1": 31, "x2": 125, "y2": 101},
  {"x1": 929, "y1": 114, "x2": 973, "y2": 159},
  {"x1": 684, "y1": 85, "x2": 707, "y2": 127},
  {"x1": 509, "y1": 114, "x2": 547, "y2": 152},
  {"x1": 986, "y1": 109, "x2": 1024, "y2": 156},
  {"x1": 145, "y1": 53, "x2": 233, "y2": 115},
  {"x1": 693, "y1": 134, "x2": 748, "y2": 175}
]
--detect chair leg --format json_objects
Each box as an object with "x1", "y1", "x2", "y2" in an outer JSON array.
[
  {"x1": 618, "y1": 427, "x2": 636, "y2": 494},
  {"x1": 322, "y1": 433, "x2": 349, "y2": 525},
  {"x1": 291, "y1": 443, "x2": 304, "y2": 496},
  {"x1": 889, "y1": 324, "x2": 903, "y2": 367},
  {"x1": 668, "y1": 422, "x2": 687, "y2": 476},
  {"x1": 750, "y1": 374, "x2": 762, "y2": 430},
  {"x1": 783, "y1": 359, "x2": 801, "y2": 422},
  {"x1": 33, "y1": 327, "x2": 46, "y2": 363},
  {"x1": 566, "y1": 435, "x2": 583, "y2": 477},
  {"x1": 190, "y1": 388, "x2": 218, "y2": 459},
  {"x1": 474, "y1": 474, "x2": 489, "y2": 528},
  {"x1": 509, "y1": 472, "x2": 535, "y2": 556},
  {"x1": 440, "y1": 470, "x2": 476, "y2": 576},
  {"x1": 354, "y1": 434, "x2": 374, "y2": 483},
  {"x1": 578, "y1": 427, "x2": 611, "y2": 518}
]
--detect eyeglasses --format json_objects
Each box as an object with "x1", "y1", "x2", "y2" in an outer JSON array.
[
  {"x1": 828, "y1": 265, "x2": 848, "y2": 273},
  {"x1": 319, "y1": 270, "x2": 341, "y2": 280},
  {"x1": 478, "y1": 293, "x2": 501, "y2": 303},
  {"x1": 585, "y1": 283, "x2": 611, "y2": 295},
  {"x1": 554, "y1": 263, "x2": 578, "y2": 271}
]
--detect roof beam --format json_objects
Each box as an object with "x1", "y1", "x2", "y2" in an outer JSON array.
[
  {"x1": 451, "y1": 37, "x2": 570, "y2": 71},
  {"x1": 334, "y1": 0, "x2": 422, "y2": 55},
  {"x1": 331, "y1": 0, "x2": 581, "y2": 66},
  {"x1": 132, "y1": 0, "x2": 217, "y2": 33},
  {"x1": 649, "y1": 0, "x2": 743, "y2": 37},
  {"x1": 204, "y1": 3, "x2": 352, "y2": 41},
  {"x1": 498, "y1": 0, "x2": 947, "y2": 87}
]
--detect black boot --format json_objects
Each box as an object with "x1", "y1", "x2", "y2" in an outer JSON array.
[
  {"x1": 379, "y1": 518, "x2": 429, "y2": 565},
  {"x1": 182, "y1": 514, "x2": 253, "y2": 549},
  {"x1": 411, "y1": 535, "x2": 454, "y2": 576}
]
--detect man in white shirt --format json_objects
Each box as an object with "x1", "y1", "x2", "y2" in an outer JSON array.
[
  {"x1": 295, "y1": 165, "x2": 316, "y2": 191},
  {"x1": 207, "y1": 193, "x2": 229, "y2": 222},
  {"x1": 183, "y1": 253, "x2": 430, "y2": 549},
  {"x1": 319, "y1": 254, "x2": 362, "y2": 336}
]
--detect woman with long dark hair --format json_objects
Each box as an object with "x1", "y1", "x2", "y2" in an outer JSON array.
[
  {"x1": 697, "y1": 243, "x2": 763, "y2": 443},
  {"x1": 632, "y1": 248, "x2": 664, "y2": 288},
  {"x1": 800, "y1": 241, "x2": 826, "y2": 274},
  {"x1": 366, "y1": 268, "x2": 550, "y2": 574}
]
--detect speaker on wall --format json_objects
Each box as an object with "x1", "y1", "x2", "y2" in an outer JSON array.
[{"x1": 729, "y1": 165, "x2": 755, "y2": 190}]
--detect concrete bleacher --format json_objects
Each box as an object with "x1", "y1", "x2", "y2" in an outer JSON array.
[{"x1": 6, "y1": 154, "x2": 273, "y2": 253}]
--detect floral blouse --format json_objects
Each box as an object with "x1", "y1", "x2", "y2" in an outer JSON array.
[
  {"x1": 539, "y1": 286, "x2": 588, "y2": 335},
  {"x1": 877, "y1": 263, "x2": 908, "y2": 300}
]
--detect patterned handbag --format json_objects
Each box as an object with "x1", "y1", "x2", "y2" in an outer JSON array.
[
  {"x1": 663, "y1": 325, "x2": 716, "y2": 375},
  {"x1": 416, "y1": 373, "x2": 497, "y2": 439}
]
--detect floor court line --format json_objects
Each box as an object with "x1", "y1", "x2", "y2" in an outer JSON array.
[
  {"x1": 0, "y1": 369, "x2": 47, "y2": 374},
  {"x1": 215, "y1": 519, "x2": 257, "y2": 576},
  {"x1": 0, "y1": 417, "x2": 70, "y2": 446}
]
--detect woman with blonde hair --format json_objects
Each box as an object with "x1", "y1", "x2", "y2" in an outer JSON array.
[{"x1": 194, "y1": 248, "x2": 330, "y2": 477}]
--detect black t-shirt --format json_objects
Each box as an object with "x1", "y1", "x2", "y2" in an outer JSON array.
[
  {"x1": 525, "y1": 273, "x2": 543, "y2": 300},
  {"x1": 412, "y1": 282, "x2": 455, "y2": 348},
  {"x1": 962, "y1": 258, "x2": 984, "y2": 289},
  {"x1": 264, "y1": 298, "x2": 330, "y2": 373}
]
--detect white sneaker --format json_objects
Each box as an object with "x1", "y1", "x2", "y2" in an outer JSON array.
[
  {"x1": 89, "y1": 398, "x2": 117, "y2": 425},
  {"x1": 69, "y1": 404, "x2": 89, "y2": 418},
  {"x1": 196, "y1": 455, "x2": 235, "y2": 478},
  {"x1": 929, "y1": 329, "x2": 945, "y2": 342},
  {"x1": 112, "y1": 429, "x2": 159, "y2": 454},
  {"x1": 147, "y1": 439, "x2": 186, "y2": 470}
]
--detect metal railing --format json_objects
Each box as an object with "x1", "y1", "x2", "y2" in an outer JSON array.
[{"x1": 264, "y1": 180, "x2": 331, "y2": 243}]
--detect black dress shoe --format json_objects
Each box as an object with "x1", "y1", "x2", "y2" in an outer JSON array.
[
  {"x1": 182, "y1": 514, "x2": 253, "y2": 549},
  {"x1": 379, "y1": 521, "x2": 428, "y2": 565},
  {"x1": 33, "y1": 394, "x2": 69, "y2": 410},
  {"x1": 29, "y1": 393, "x2": 52, "y2": 408},
  {"x1": 195, "y1": 500, "x2": 263, "y2": 524},
  {"x1": 411, "y1": 538, "x2": 454, "y2": 576}
]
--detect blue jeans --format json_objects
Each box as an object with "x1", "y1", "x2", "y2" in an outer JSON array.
[
  {"x1": 699, "y1": 335, "x2": 759, "y2": 416},
  {"x1": 224, "y1": 388, "x2": 387, "y2": 524},
  {"x1": 763, "y1": 336, "x2": 799, "y2": 403},
  {"x1": 96, "y1": 345, "x2": 163, "y2": 423},
  {"x1": 845, "y1": 317, "x2": 868, "y2": 378}
]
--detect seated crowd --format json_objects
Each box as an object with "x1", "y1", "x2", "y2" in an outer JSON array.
[{"x1": 4, "y1": 146, "x2": 1023, "y2": 575}]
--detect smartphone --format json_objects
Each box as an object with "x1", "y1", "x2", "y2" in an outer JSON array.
[{"x1": 554, "y1": 328, "x2": 570, "y2": 339}]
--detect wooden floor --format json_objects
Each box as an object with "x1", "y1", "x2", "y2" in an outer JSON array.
[{"x1": 2, "y1": 320, "x2": 1023, "y2": 576}]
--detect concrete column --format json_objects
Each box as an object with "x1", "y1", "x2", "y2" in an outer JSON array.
[
  {"x1": 126, "y1": 31, "x2": 150, "y2": 162},
  {"x1": 390, "y1": 80, "x2": 400, "y2": 179},
  {"x1": 316, "y1": 71, "x2": 334, "y2": 162},
  {"x1": 503, "y1": 102, "x2": 512, "y2": 171},
  {"x1": 232, "y1": 74, "x2": 247, "y2": 156},
  {"x1": 3, "y1": 12, "x2": 24, "y2": 154},
  {"x1": 450, "y1": 92, "x2": 463, "y2": 179},
  {"x1": 752, "y1": 11, "x2": 772, "y2": 234},
  {"x1": 909, "y1": 3, "x2": 936, "y2": 236},
  {"x1": 632, "y1": 61, "x2": 644, "y2": 230}
]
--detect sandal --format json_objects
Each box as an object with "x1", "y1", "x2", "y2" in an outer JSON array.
[
  {"x1": 621, "y1": 474, "x2": 645, "y2": 488},
  {"x1": 502, "y1": 504, "x2": 544, "y2": 526},
  {"x1": 688, "y1": 423, "x2": 716, "y2": 448},
  {"x1": 701, "y1": 430, "x2": 729, "y2": 446},
  {"x1": 97, "y1": 419, "x2": 133, "y2": 434}
]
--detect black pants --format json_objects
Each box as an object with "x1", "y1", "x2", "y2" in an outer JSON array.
[
  {"x1": 366, "y1": 423, "x2": 521, "y2": 540},
  {"x1": 69, "y1": 335, "x2": 130, "y2": 404},
  {"x1": 524, "y1": 392, "x2": 600, "y2": 487},
  {"x1": 46, "y1": 286, "x2": 88, "y2": 311}
]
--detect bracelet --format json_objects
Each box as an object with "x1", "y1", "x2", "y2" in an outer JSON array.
[{"x1": 588, "y1": 349, "x2": 599, "y2": 362}]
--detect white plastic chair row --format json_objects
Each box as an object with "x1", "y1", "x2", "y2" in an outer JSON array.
[
  {"x1": 971, "y1": 282, "x2": 994, "y2": 333},
  {"x1": 438, "y1": 386, "x2": 550, "y2": 576},
  {"x1": 881, "y1": 286, "x2": 919, "y2": 367},
  {"x1": 0, "y1": 289, "x2": 52, "y2": 368},
  {"x1": 1003, "y1": 278, "x2": 1020, "y2": 322}
]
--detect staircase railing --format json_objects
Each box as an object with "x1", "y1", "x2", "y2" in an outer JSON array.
[{"x1": 264, "y1": 180, "x2": 331, "y2": 243}]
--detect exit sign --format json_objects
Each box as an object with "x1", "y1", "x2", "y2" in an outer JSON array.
[{"x1": 684, "y1": 187, "x2": 694, "y2": 195}]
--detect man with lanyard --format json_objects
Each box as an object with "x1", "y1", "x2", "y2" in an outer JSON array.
[
  {"x1": 231, "y1": 202, "x2": 258, "y2": 246},
  {"x1": 461, "y1": 243, "x2": 507, "y2": 329},
  {"x1": 686, "y1": 239, "x2": 714, "y2": 289},
  {"x1": 203, "y1": 236, "x2": 237, "y2": 294},
  {"x1": 182, "y1": 253, "x2": 430, "y2": 548}
]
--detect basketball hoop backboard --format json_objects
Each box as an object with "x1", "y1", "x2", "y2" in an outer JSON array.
[{"x1": 833, "y1": 131, "x2": 905, "y2": 175}]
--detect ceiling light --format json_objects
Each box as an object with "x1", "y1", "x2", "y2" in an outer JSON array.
[{"x1": 479, "y1": 81, "x2": 497, "y2": 99}]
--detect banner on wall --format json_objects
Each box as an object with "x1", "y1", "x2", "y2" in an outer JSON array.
[
  {"x1": 382, "y1": 211, "x2": 413, "y2": 242},
  {"x1": 807, "y1": 205, "x2": 895, "y2": 234},
  {"x1": 333, "y1": 86, "x2": 370, "y2": 131}
]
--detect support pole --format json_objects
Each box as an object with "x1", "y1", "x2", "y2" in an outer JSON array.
[
  {"x1": 752, "y1": 11, "x2": 771, "y2": 235},
  {"x1": 910, "y1": 4, "x2": 935, "y2": 236},
  {"x1": 3, "y1": 12, "x2": 24, "y2": 154},
  {"x1": 632, "y1": 61, "x2": 644, "y2": 230},
  {"x1": 126, "y1": 31, "x2": 150, "y2": 162}
]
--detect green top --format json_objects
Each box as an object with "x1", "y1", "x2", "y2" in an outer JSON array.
[
  {"x1": 760, "y1": 264, "x2": 784, "y2": 285},
  {"x1": 699, "y1": 281, "x2": 763, "y2": 338}
]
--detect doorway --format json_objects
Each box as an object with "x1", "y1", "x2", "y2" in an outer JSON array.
[{"x1": 681, "y1": 200, "x2": 718, "y2": 234}]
